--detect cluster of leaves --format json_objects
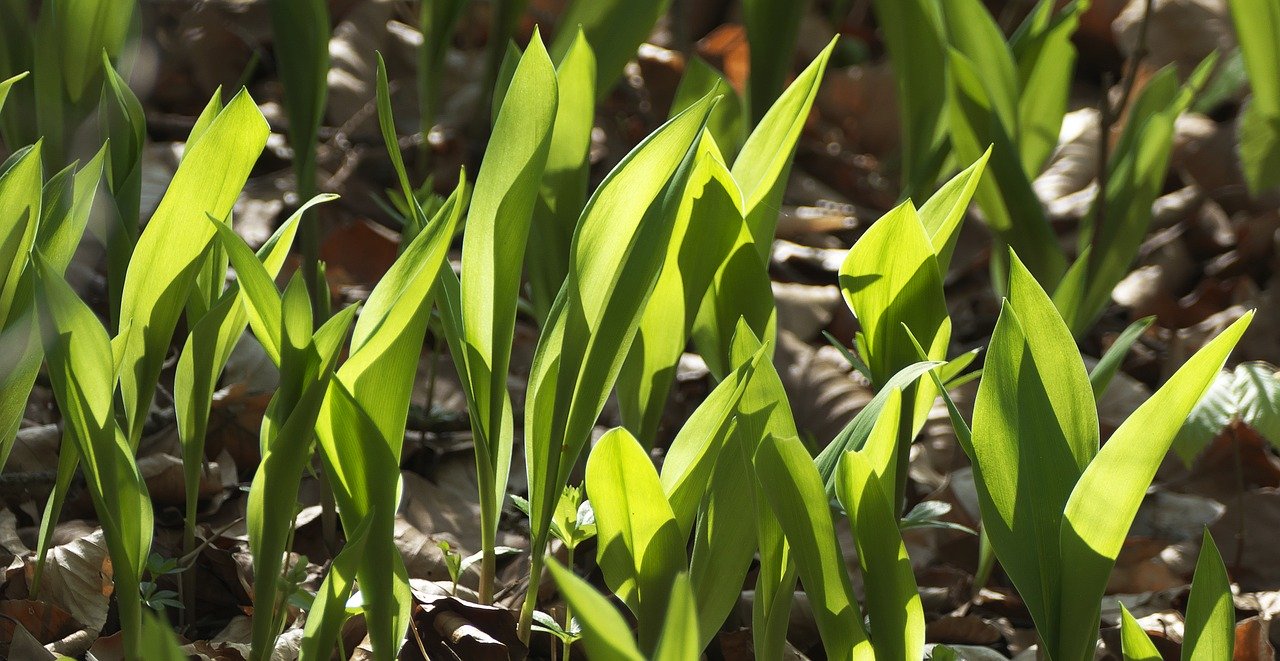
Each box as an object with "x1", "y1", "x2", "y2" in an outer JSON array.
[{"x1": 1, "y1": 1, "x2": 1275, "y2": 659}]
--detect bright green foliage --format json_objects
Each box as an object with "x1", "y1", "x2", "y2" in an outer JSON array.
[
  {"x1": 518, "y1": 92, "x2": 715, "y2": 638},
  {"x1": 941, "y1": 0, "x2": 1085, "y2": 287},
  {"x1": 618, "y1": 135, "x2": 745, "y2": 444},
  {"x1": 527, "y1": 30, "x2": 595, "y2": 322},
  {"x1": 970, "y1": 251, "x2": 1251, "y2": 661},
  {"x1": 449, "y1": 30, "x2": 557, "y2": 602},
  {"x1": 1119, "y1": 606, "x2": 1162, "y2": 661},
  {"x1": 0, "y1": 0, "x2": 136, "y2": 160},
  {"x1": 1229, "y1": 0, "x2": 1280, "y2": 193},
  {"x1": 0, "y1": 71, "x2": 26, "y2": 116},
  {"x1": 115, "y1": 90, "x2": 269, "y2": 447},
  {"x1": 300, "y1": 516, "x2": 372, "y2": 661},
  {"x1": 1175, "y1": 361, "x2": 1280, "y2": 463},
  {"x1": 742, "y1": 0, "x2": 809, "y2": 126},
  {"x1": 98, "y1": 57, "x2": 145, "y2": 329},
  {"x1": 754, "y1": 434, "x2": 873, "y2": 660},
  {"x1": 870, "y1": 0, "x2": 949, "y2": 195},
  {"x1": 1183, "y1": 530, "x2": 1234, "y2": 661},
  {"x1": 550, "y1": 0, "x2": 670, "y2": 99},
  {"x1": 268, "y1": 0, "x2": 331, "y2": 286},
  {"x1": 0, "y1": 144, "x2": 104, "y2": 472},
  {"x1": 1059, "y1": 59, "x2": 1215, "y2": 335},
  {"x1": 836, "y1": 448, "x2": 925, "y2": 661},
  {"x1": 312, "y1": 175, "x2": 466, "y2": 658},
  {"x1": 34, "y1": 256, "x2": 153, "y2": 660},
  {"x1": 585, "y1": 428, "x2": 686, "y2": 651},
  {"x1": 546, "y1": 558, "x2": 645, "y2": 661}
]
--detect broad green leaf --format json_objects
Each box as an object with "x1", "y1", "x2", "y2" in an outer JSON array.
[
  {"x1": 1010, "y1": 1, "x2": 1084, "y2": 175},
  {"x1": 585, "y1": 428, "x2": 687, "y2": 651},
  {"x1": 836, "y1": 450, "x2": 925, "y2": 661},
  {"x1": 1089, "y1": 316, "x2": 1155, "y2": 401},
  {"x1": 115, "y1": 90, "x2": 269, "y2": 446},
  {"x1": 1058, "y1": 312, "x2": 1251, "y2": 661},
  {"x1": 1183, "y1": 530, "x2": 1234, "y2": 661},
  {"x1": 459, "y1": 34, "x2": 556, "y2": 585},
  {"x1": 688, "y1": 416, "x2": 759, "y2": 649},
  {"x1": 490, "y1": 41, "x2": 522, "y2": 126},
  {"x1": 839, "y1": 201, "x2": 950, "y2": 430},
  {"x1": 619, "y1": 135, "x2": 746, "y2": 444},
  {"x1": 946, "y1": 49, "x2": 1064, "y2": 286},
  {"x1": 691, "y1": 231, "x2": 776, "y2": 379},
  {"x1": 54, "y1": 0, "x2": 135, "y2": 102},
  {"x1": 546, "y1": 558, "x2": 645, "y2": 661},
  {"x1": 1070, "y1": 61, "x2": 1212, "y2": 334},
  {"x1": 300, "y1": 515, "x2": 373, "y2": 661},
  {"x1": 34, "y1": 256, "x2": 152, "y2": 659},
  {"x1": 1173, "y1": 361, "x2": 1280, "y2": 463},
  {"x1": 314, "y1": 175, "x2": 466, "y2": 658},
  {"x1": 869, "y1": 0, "x2": 949, "y2": 195},
  {"x1": 742, "y1": 0, "x2": 809, "y2": 126},
  {"x1": 941, "y1": 0, "x2": 1019, "y2": 130},
  {"x1": 1229, "y1": 0, "x2": 1280, "y2": 192},
  {"x1": 853, "y1": 387, "x2": 902, "y2": 484},
  {"x1": 970, "y1": 252, "x2": 1097, "y2": 649},
  {"x1": 528, "y1": 30, "x2": 595, "y2": 322},
  {"x1": 520, "y1": 93, "x2": 716, "y2": 631},
  {"x1": 918, "y1": 148, "x2": 989, "y2": 273},
  {"x1": 653, "y1": 573, "x2": 700, "y2": 661},
  {"x1": 754, "y1": 434, "x2": 871, "y2": 660},
  {"x1": 659, "y1": 350, "x2": 760, "y2": 535},
  {"x1": 733, "y1": 39, "x2": 835, "y2": 259},
  {"x1": 549, "y1": 0, "x2": 670, "y2": 99},
  {"x1": 0, "y1": 142, "x2": 41, "y2": 327},
  {"x1": 1119, "y1": 606, "x2": 1162, "y2": 661}
]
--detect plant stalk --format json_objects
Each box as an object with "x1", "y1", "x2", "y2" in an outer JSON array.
[{"x1": 517, "y1": 534, "x2": 546, "y2": 643}]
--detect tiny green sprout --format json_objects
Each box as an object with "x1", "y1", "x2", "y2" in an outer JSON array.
[
  {"x1": 437, "y1": 541, "x2": 463, "y2": 594},
  {"x1": 513, "y1": 486, "x2": 597, "y2": 551},
  {"x1": 140, "y1": 553, "x2": 186, "y2": 612},
  {"x1": 531, "y1": 608, "x2": 582, "y2": 645},
  {"x1": 899, "y1": 500, "x2": 976, "y2": 535}
]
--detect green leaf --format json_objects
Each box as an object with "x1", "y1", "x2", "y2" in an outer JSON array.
[
  {"x1": 918, "y1": 148, "x2": 989, "y2": 273},
  {"x1": 298, "y1": 514, "x2": 370, "y2": 661},
  {"x1": 742, "y1": 0, "x2": 809, "y2": 126},
  {"x1": 546, "y1": 558, "x2": 645, "y2": 661},
  {"x1": 1119, "y1": 605, "x2": 1162, "y2": 661},
  {"x1": 1233, "y1": 361, "x2": 1280, "y2": 447},
  {"x1": 54, "y1": 0, "x2": 135, "y2": 103},
  {"x1": 0, "y1": 142, "x2": 41, "y2": 327},
  {"x1": 1011, "y1": 1, "x2": 1084, "y2": 175},
  {"x1": 34, "y1": 255, "x2": 152, "y2": 659},
  {"x1": 970, "y1": 252, "x2": 1097, "y2": 650},
  {"x1": 458, "y1": 32, "x2": 556, "y2": 577},
  {"x1": 549, "y1": 0, "x2": 671, "y2": 99},
  {"x1": 585, "y1": 428, "x2": 687, "y2": 651},
  {"x1": 733, "y1": 39, "x2": 835, "y2": 260},
  {"x1": 659, "y1": 350, "x2": 760, "y2": 536},
  {"x1": 1089, "y1": 316, "x2": 1155, "y2": 401},
  {"x1": 527, "y1": 29, "x2": 595, "y2": 322},
  {"x1": 374, "y1": 53, "x2": 430, "y2": 241},
  {"x1": 869, "y1": 0, "x2": 949, "y2": 195},
  {"x1": 1173, "y1": 368, "x2": 1237, "y2": 464},
  {"x1": 839, "y1": 201, "x2": 950, "y2": 448},
  {"x1": 619, "y1": 135, "x2": 747, "y2": 444},
  {"x1": 313, "y1": 176, "x2": 466, "y2": 658},
  {"x1": 1229, "y1": 0, "x2": 1280, "y2": 192},
  {"x1": 652, "y1": 573, "x2": 700, "y2": 661},
  {"x1": 521, "y1": 93, "x2": 716, "y2": 618},
  {"x1": 1058, "y1": 312, "x2": 1251, "y2": 661},
  {"x1": 268, "y1": 0, "x2": 329, "y2": 192},
  {"x1": 753, "y1": 434, "x2": 871, "y2": 659},
  {"x1": 836, "y1": 450, "x2": 925, "y2": 661},
  {"x1": 115, "y1": 90, "x2": 269, "y2": 447},
  {"x1": 1182, "y1": 530, "x2": 1234, "y2": 661}
]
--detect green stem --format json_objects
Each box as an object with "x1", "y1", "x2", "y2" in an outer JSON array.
[
  {"x1": 563, "y1": 544, "x2": 574, "y2": 661},
  {"x1": 517, "y1": 535, "x2": 546, "y2": 643}
]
